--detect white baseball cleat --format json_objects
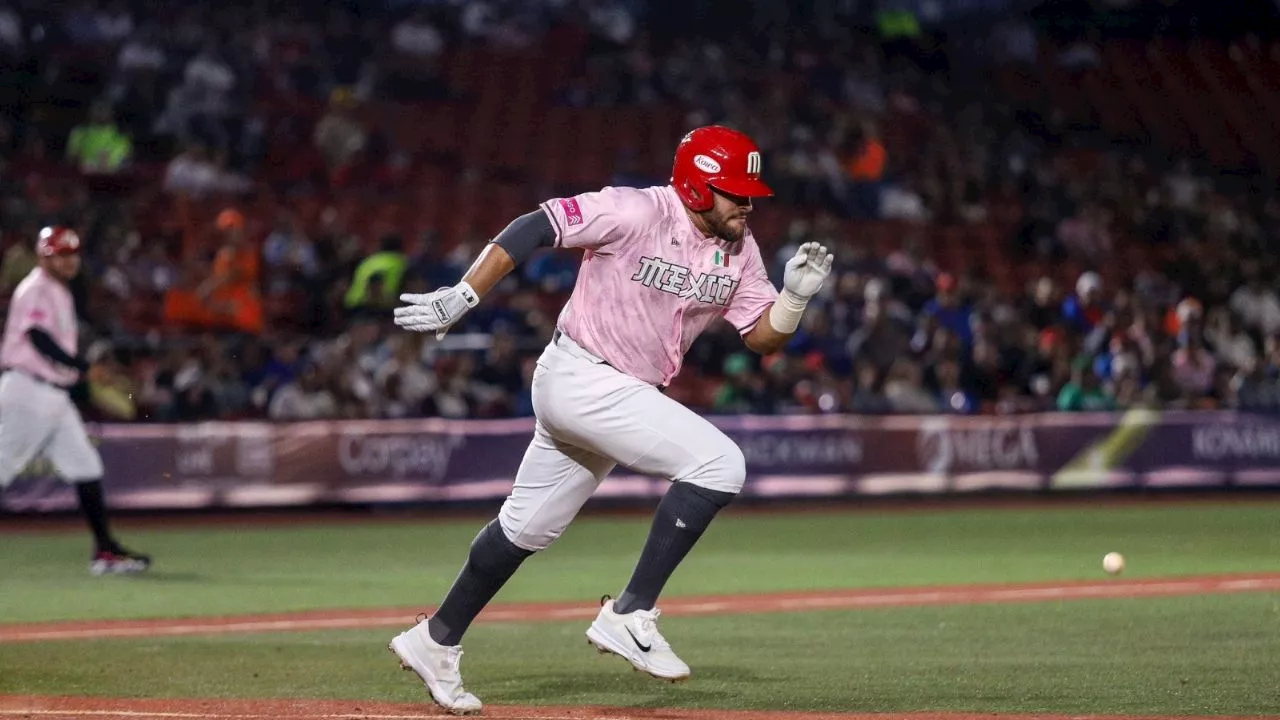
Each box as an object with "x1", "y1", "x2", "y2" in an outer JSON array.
[
  {"x1": 585, "y1": 597, "x2": 691, "y2": 682},
  {"x1": 388, "y1": 619, "x2": 483, "y2": 715}
]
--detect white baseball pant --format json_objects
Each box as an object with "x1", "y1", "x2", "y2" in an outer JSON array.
[
  {"x1": 0, "y1": 371, "x2": 104, "y2": 488},
  {"x1": 498, "y1": 331, "x2": 746, "y2": 551}
]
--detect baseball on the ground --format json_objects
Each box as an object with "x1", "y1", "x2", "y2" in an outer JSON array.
[{"x1": 1102, "y1": 552, "x2": 1125, "y2": 575}]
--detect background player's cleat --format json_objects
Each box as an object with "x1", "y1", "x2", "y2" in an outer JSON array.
[
  {"x1": 585, "y1": 598, "x2": 691, "y2": 682},
  {"x1": 89, "y1": 547, "x2": 151, "y2": 576},
  {"x1": 388, "y1": 619, "x2": 483, "y2": 715}
]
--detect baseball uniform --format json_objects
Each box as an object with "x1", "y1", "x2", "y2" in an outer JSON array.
[
  {"x1": 0, "y1": 266, "x2": 104, "y2": 487},
  {"x1": 386, "y1": 126, "x2": 832, "y2": 713}
]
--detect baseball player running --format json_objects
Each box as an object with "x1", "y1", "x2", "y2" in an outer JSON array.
[
  {"x1": 0, "y1": 227, "x2": 151, "y2": 575},
  {"x1": 390, "y1": 126, "x2": 833, "y2": 714}
]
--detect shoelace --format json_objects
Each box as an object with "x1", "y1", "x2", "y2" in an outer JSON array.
[
  {"x1": 444, "y1": 645, "x2": 464, "y2": 671},
  {"x1": 632, "y1": 608, "x2": 672, "y2": 651}
]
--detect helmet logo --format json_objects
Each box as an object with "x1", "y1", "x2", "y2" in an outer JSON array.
[
  {"x1": 747, "y1": 151, "x2": 762, "y2": 175},
  {"x1": 692, "y1": 154, "x2": 721, "y2": 173}
]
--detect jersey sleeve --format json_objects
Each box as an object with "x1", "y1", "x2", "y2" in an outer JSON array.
[
  {"x1": 539, "y1": 186, "x2": 653, "y2": 251},
  {"x1": 723, "y1": 239, "x2": 780, "y2": 334}
]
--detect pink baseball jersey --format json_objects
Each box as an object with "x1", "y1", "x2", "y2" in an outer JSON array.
[
  {"x1": 0, "y1": 267, "x2": 81, "y2": 387},
  {"x1": 539, "y1": 184, "x2": 778, "y2": 386}
]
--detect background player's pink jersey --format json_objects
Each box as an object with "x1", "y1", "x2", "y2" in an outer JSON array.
[
  {"x1": 0, "y1": 267, "x2": 81, "y2": 387},
  {"x1": 540, "y1": 185, "x2": 778, "y2": 386}
]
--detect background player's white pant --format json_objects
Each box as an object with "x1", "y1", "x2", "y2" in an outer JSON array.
[
  {"x1": 0, "y1": 371, "x2": 104, "y2": 488},
  {"x1": 498, "y1": 332, "x2": 746, "y2": 551}
]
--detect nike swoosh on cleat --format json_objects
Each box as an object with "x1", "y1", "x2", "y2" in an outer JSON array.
[{"x1": 625, "y1": 627, "x2": 651, "y2": 653}]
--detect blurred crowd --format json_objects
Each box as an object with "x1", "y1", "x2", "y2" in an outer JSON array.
[{"x1": 3, "y1": 0, "x2": 1280, "y2": 422}]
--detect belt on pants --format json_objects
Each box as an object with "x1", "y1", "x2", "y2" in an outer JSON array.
[
  {"x1": 553, "y1": 328, "x2": 608, "y2": 365},
  {"x1": 2, "y1": 368, "x2": 73, "y2": 392},
  {"x1": 551, "y1": 329, "x2": 667, "y2": 394}
]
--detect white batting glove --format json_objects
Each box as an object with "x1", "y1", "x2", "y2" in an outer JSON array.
[
  {"x1": 769, "y1": 242, "x2": 835, "y2": 334},
  {"x1": 394, "y1": 282, "x2": 480, "y2": 339},
  {"x1": 782, "y1": 242, "x2": 834, "y2": 300}
]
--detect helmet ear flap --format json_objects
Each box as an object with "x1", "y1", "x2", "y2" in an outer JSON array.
[{"x1": 682, "y1": 179, "x2": 712, "y2": 213}]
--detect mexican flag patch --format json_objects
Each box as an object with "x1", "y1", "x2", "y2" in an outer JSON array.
[{"x1": 712, "y1": 249, "x2": 730, "y2": 268}]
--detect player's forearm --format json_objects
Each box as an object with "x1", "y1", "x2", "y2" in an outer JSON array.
[
  {"x1": 459, "y1": 243, "x2": 517, "y2": 299},
  {"x1": 26, "y1": 328, "x2": 89, "y2": 372},
  {"x1": 743, "y1": 311, "x2": 793, "y2": 355},
  {"x1": 743, "y1": 290, "x2": 811, "y2": 355},
  {"x1": 394, "y1": 235, "x2": 524, "y2": 335}
]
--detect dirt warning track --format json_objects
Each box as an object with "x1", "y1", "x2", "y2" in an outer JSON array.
[{"x1": 2, "y1": 572, "x2": 1278, "y2": 644}]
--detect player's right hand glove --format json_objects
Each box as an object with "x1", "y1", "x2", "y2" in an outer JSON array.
[{"x1": 394, "y1": 282, "x2": 481, "y2": 339}]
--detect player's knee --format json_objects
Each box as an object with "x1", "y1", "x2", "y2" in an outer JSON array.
[
  {"x1": 496, "y1": 510, "x2": 558, "y2": 553},
  {"x1": 58, "y1": 455, "x2": 104, "y2": 483},
  {"x1": 685, "y1": 442, "x2": 747, "y2": 495},
  {"x1": 718, "y1": 444, "x2": 748, "y2": 494}
]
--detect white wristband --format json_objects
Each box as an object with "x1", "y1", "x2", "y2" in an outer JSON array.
[
  {"x1": 457, "y1": 281, "x2": 480, "y2": 308},
  {"x1": 767, "y1": 289, "x2": 810, "y2": 334}
]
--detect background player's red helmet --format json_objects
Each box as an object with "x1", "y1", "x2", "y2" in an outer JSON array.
[
  {"x1": 36, "y1": 226, "x2": 82, "y2": 257},
  {"x1": 671, "y1": 125, "x2": 774, "y2": 212}
]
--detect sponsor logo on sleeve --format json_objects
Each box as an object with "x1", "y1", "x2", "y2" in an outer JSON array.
[{"x1": 559, "y1": 198, "x2": 584, "y2": 226}]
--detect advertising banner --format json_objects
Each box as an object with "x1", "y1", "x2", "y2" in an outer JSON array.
[{"x1": 4, "y1": 410, "x2": 1278, "y2": 512}]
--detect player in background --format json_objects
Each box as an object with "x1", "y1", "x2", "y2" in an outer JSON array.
[
  {"x1": 0, "y1": 227, "x2": 151, "y2": 576},
  {"x1": 390, "y1": 126, "x2": 833, "y2": 715}
]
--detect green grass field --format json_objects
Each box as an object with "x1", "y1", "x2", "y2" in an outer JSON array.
[{"x1": 2, "y1": 500, "x2": 1279, "y2": 715}]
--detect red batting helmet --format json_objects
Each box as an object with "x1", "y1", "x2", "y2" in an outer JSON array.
[
  {"x1": 671, "y1": 125, "x2": 774, "y2": 213},
  {"x1": 36, "y1": 227, "x2": 82, "y2": 257}
]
